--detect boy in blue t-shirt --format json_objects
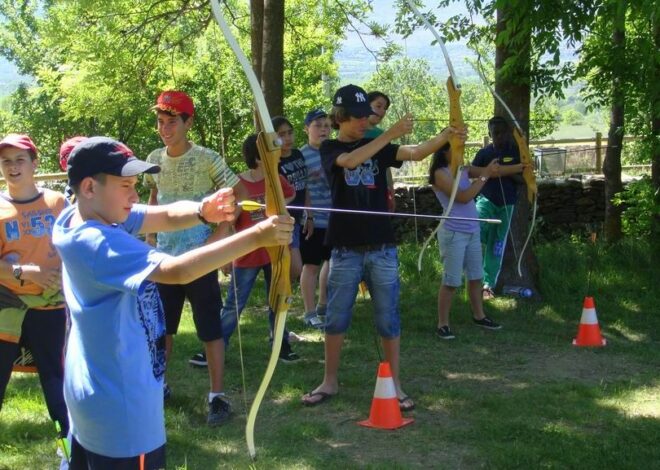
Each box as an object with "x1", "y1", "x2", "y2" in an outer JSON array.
[
  {"x1": 299, "y1": 108, "x2": 332, "y2": 329},
  {"x1": 53, "y1": 137, "x2": 292, "y2": 468}
]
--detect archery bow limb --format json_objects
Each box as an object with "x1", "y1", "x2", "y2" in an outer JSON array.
[
  {"x1": 210, "y1": 0, "x2": 291, "y2": 459},
  {"x1": 474, "y1": 57, "x2": 538, "y2": 277},
  {"x1": 403, "y1": 0, "x2": 466, "y2": 271}
]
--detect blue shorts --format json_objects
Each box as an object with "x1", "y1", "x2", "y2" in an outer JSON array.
[
  {"x1": 290, "y1": 223, "x2": 301, "y2": 249},
  {"x1": 437, "y1": 228, "x2": 483, "y2": 287},
  {"x1": 325, "y1": 245, "x2": 400, "y2": 338}
]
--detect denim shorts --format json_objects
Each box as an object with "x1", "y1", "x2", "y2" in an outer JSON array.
[
  {"x1": 437, "y1": 228, "x2": 483, "y2": 287},
  {"x1": 325, "y1": 245, "x2": 400, "y2": 338},
  {"x1": 290, "y1": 223, "x2": 301, "y2": 249}
]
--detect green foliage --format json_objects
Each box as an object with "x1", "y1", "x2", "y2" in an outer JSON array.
[
  {"x1": 395, "y1": 0, "x2": 600, "y2": 101},
  {"x1": 562, "y1": 108, "x2": 585, "y2": 125},
  {"x1": 577, "y1": 0, "x2": 657, "y2": 163},
  {"x1": 613, "y1": 176, "x2": 659, "y2": 237},
  {"x1": 0, "y1": 0, "x2": 370, "y2": 174}
]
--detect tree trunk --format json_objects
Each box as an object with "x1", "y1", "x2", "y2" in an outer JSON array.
[
  {"x1": 250, "y1": 0, "x2": 264, "y2": 130},
  {"x1": 652, "y1": 8, "x2": 660, "y2": 251},
  {"x1": 493, "y1": 2, "x2": 540, "y2": 294},
  {"x1": 261, "y1": 0, "x2": 284, "y2": 118},
  {"x1": 603, "y1": 1, "x2": 626, "y2": 243},
  {"x1": 250, "y1": 0, "x2": 264, "y2": 83}
]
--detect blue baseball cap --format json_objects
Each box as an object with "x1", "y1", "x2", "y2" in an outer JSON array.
[
  {"x1": 304, "y1": 108, "x2": 328, "y2": 126},
  {"x1": 67, "y1": 136, "x2": 160, "y2": 186}
]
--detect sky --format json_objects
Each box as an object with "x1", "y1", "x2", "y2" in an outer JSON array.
[{"x1": 337, "y1": 0, "x2": 479, "y2": 83}]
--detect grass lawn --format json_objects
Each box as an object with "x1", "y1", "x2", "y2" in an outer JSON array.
[{"x1": 0, "y1": 239, "x2": 658, "y2": 469}]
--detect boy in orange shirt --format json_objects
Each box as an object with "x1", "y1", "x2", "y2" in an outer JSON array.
[{"x1": 0, "y1": 134, "x2": 69, "y2": 440}]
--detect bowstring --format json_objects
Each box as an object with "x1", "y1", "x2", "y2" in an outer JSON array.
[{"x1": 214, "y1": 25, "x2": 249, "y2": 418}]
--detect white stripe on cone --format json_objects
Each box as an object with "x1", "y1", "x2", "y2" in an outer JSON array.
[
  {"x1": 580, "y1": 307, "x2": 599, "y2": 325},
  {"x1": 373, "y1": 376, "x2": 397, "y2": 399}
]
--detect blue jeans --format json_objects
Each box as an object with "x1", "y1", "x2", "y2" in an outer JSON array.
[
  {"x1": 220, "y1": 265, "x2": 290, "y2": 347},
  {"x1": 325, "y1": 245, "x2": 401, "y2": 338}
]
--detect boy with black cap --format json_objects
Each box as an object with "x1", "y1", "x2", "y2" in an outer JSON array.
[
  {"x1": 302, "y1": 85, "x2": 464, "y2": 410},
  {"x1": 0, "y1": 133, "x2": 69, "y2": 444},
  {"x1": 53, "y1": 136, "x2": 293, "y2": 468},
  {"x1": 145, "y1": 90, "x2": 243, "y2": 423},
  {"x1": 299, "y1": 108, "x2": 332, "y2": 329}
]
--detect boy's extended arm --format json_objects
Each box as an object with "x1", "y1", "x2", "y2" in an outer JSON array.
[
  {"x1": 397, "y1": 127, "x2": 465, "y2": 162},
  {"x1": 139, "y1": 188, "x2": 235, "y2": 235},
  {"x1": 335, "y1": 114, "x2": 414, "y2": 169},
  {"x1": 148, "y1": 214, "x2": 293, "y2": 284}
]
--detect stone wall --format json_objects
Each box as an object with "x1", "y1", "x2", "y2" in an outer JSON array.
[{"x1": 392, "y1": 175, "x2": 614, "y2": 241}]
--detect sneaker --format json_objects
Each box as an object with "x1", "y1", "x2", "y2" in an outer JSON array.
[
  {"x1": 278, "y1": 342, "x2": 300, "y2": 363},
  {"x1": 207, "y1": 395, "x2": 231, "y2": 426},
  {"x1": 436, "y1": 325, "x2": 455, "y2": 340},
  {"x1": 482, "y1": 287, "x2": 496, "y2": 300},
  {"x1": 189, "y1": 351, "x2": 207, "y2": 368},
  {"x1": 473, "y1": 316, "x2": 502, "y2": 330},
  {"x1": 163, "y1": 383, "x2": 171, "y2": 401},
  {"x1": 303, "y1": 311, "x2": 325, "y2": 330}
]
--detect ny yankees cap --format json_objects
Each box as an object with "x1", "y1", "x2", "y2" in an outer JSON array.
[{"x1": 332, "y1": 84, "x2": 374, "y2": 118}]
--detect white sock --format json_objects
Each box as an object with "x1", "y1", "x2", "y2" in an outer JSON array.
[{"x1": 209, "y1": 392, "x2": 225, "y2": 403}]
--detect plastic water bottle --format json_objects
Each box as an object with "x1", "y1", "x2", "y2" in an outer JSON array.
[{"x1": 503, "y1": 285, "x2": 533, "y2": 298}]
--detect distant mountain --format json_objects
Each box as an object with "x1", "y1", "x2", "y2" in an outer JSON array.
[
  {"x1": 0, "y1": 58, "x2": 30, "y2": 96},
  {"x1": 336, "y1": 41, "x2": 479, "y2": 84}
]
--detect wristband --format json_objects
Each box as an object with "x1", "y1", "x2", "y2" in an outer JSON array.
[
  {"x1": 197, "y1": 201, "x2": 211, "y2": 225},
  {"x1": 12, "y1": 265, "x2": 24, "y2": 286}
]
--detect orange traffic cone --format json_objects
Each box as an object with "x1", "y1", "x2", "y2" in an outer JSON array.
[
  {"x1": 358, "y1": 362, "x2": 414, "y2": 430},
  {"x1": 573, "y1": 297, "x2": 606, "y2": 347}
]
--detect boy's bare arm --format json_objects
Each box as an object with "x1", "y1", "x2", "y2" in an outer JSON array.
[
  {"x1": 397, "y1": 126, "x2": 466, "y2": 162},
  {"x1": 0, "y1": 260, "x2": 61, "y2": 291},
  {"x1": 148, "y1": 187, "x2": 158, "y2": 206},
  {"x1": 335, "y1": 114, "x2": 414, "y2": 169},
  {"x1": 148, "y1": 215, "x2": 293, "y2": 284},
  {"x1": 139, "y1": 188, "x2": 235, "y2": 235}
]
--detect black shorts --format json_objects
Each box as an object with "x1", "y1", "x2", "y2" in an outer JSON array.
[
  {"x1": 300, "y1": 227, "x2": 331, "y2": 266},
  {"x1": 158, "y1": 270, "x2": 223, "y2": 342},
  {"x1": 70, "y1": 437, "x2": 166, "y2": 470}
]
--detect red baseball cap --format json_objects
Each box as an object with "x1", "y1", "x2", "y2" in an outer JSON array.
[
  {"x1": 152, "y1": 90, "x2": 195, "y2": 117},
  {"x1": 0, "y1": 134, "x2": 38, "y2": 154},
  {"x1": 59, "y1": 136, "x2": 88, "y2": 171}
]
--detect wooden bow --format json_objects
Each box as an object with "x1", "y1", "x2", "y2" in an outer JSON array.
[
  {"x1": 474, "y1": 57, "x2": 538, "y2": 277},
  {"x1": 404, "y1": 0, "x2": 466, "y2": 271},
  {"x1": 210, "y1": 1, "x2": 291, "y2": 459}
]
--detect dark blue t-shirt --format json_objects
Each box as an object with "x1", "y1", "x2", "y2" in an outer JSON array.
[
  {"x1": 321, "y1": 138, "x2": 402, "y2": 247},
  {"x1": 471, "y1": 142, "x2": 521, "y2": 206},
  {"x1": 278, "y1": 148, "x2": 307, "y2": 222}
]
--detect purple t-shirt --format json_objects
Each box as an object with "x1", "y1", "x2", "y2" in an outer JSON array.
[{"x1": 433, "y1": 168, "x2": 479, "y2": 233}]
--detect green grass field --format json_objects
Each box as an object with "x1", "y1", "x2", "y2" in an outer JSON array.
[{"x1": 0, "y1": 238, "x2": 658, "y2": 469}]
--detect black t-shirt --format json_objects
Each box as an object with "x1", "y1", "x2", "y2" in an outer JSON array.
[
  {"x1": 321, "y1": 138, "x2": 402, "y2": 247},
  {"x1": 471, "y1": 142, "x2": 521, "y2": 206},
  {"x1": 278, "y1": 148, "x2": 307, "y2": 222}
]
